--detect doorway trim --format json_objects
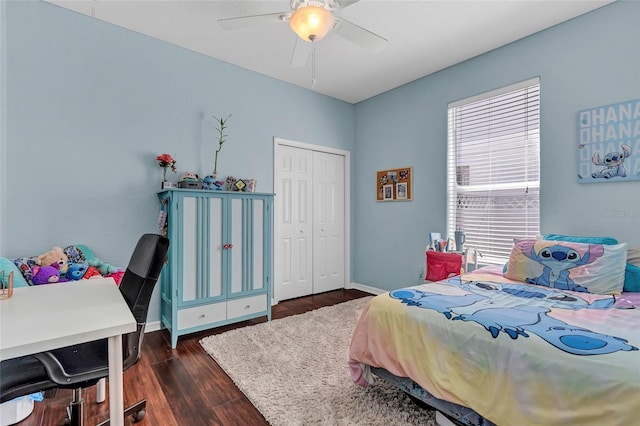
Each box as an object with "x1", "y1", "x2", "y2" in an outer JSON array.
[{"x1": 272, "y1": 137, "x2": 351, "y2": 304}]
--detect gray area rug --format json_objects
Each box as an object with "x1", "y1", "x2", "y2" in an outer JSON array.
[{"x1": 200, "y1": 297, "x2": 436, "y2": 426}]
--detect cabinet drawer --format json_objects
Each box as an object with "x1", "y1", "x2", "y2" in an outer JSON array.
[
  {"x1": 227, "y1": 294, "x2": 268, "y2": 319},
  {"x1": 178, "y1": 303, "x2": 226, "y2": 330}
]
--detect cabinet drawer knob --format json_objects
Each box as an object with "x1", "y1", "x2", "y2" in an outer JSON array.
[
  {"x1": 199, "y1": 314, "x2": 206, "y2": 319},
  {"x1": 244, "y1": 305, "x2": 251, "y2": 309}
]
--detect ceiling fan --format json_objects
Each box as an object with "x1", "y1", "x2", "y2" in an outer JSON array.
[{"x1": 218, "y1": 0, "x2": 387, "y2": 68}]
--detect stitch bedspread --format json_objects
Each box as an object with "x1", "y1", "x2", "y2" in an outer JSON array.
[{"x1": 348, "y1": 276, "x2": 640, "y2": 425}]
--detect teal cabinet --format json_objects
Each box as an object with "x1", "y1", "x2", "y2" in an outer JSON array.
[{"x1": 158, "y1": 189, "x2": 273, "y2": 348}]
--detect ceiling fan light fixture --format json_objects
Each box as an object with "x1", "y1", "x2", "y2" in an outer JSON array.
[{"x1": 289, "y1": 5, "x2": 335, "y2": 42}]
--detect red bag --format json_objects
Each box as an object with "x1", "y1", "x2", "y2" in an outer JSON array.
[{"x1": 425, "y1": 251, "x2": 463, "y2": 282}]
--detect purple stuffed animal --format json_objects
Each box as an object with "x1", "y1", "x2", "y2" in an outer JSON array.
[{"x1": 31, "y1": 263, "x2": 61, "y2": 285}]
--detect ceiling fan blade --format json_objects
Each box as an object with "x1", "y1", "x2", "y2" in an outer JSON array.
[
  {"x1": 327, "y1": 0, "x2": 360, "y2": 10},
  {"x1": 291, "y1": 0, "x2": 359, "y2": 11},
  {"x1": 218, "y1": 12, "x2": 288, "y2": 30},
  {"x1": 332, "y1": 17, "x2": 387, "y2": 53},
  {"x1": 290, "y1": 37, "x2": 312, "y2": 68}
]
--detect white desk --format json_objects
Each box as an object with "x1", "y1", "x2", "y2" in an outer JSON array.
[{"x1": 0, "y1": 278, "x2": 136, "y2": 426}]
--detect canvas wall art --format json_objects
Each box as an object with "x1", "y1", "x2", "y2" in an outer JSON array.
[{"x1": 578, "y1": 99, "x2": 640, "y2": 183}]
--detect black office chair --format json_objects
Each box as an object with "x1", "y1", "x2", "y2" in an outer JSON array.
[{"x1": 0, "y1": 233, "x2": 169, "y2": 425}]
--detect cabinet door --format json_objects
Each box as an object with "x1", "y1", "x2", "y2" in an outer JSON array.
[
  {"x1": 206, "y1": 196, "x2": 224, "y2": 299},
  {"x1": 180, "y1": 196, "x2": 199, "y2": 303},
  {"x1": 228, "y1": 196, "x2": 267, "y2": 296},
  {"x1": 179, "y1": 194, "x2": 225, "y2": 305}
]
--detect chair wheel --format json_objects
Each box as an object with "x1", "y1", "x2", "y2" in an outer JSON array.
[{"x1": 132, "y1": 409, "x2": 146, "y2": 422}]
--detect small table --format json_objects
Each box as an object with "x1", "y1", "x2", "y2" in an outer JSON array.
[{"x1": 0, "y1": 278, "x2": 136, "y2": 426}]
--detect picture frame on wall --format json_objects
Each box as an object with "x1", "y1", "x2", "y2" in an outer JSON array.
[
  {"x1": 383, "y1": 184, "x2": 394, "y2": 200},
  {"x1": 396, "y1": 182, "x2": 408, "y2": 200},
  {"x1": 377, "y1": 167, "x2": 413, "y2": 201}
]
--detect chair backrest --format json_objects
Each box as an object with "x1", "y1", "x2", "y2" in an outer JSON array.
[
  {"x1": 119, "y1": 234, "x2": 170, "y2": 369},
  {"x1": 119, "y1": 234, "x2": 170, "y2": 323}
]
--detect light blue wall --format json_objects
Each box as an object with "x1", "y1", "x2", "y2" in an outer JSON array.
[
  {"x1": 2, "y1": 1, "x2": 355, "y2": 322},
  {"x1": 353, "y1": 1, "x2": 640, "y2": 291},
  {"x1": 3, "y1": 1, "x2": 639, "y2": 315}
]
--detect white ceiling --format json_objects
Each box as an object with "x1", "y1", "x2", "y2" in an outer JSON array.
[{"x1": 44, "y1": 0, "x2": 614, "y2": 104}]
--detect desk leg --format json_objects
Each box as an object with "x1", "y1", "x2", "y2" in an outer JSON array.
[{"x1": 108, "y1": 335, "x2": 125, "y2": 426}]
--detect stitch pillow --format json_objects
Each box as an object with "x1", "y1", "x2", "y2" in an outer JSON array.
[
  {"x1": 542, "y1": 235, "x2": 640, "y2": 292},
  {"x1": 504, "y1": 239, "x2": 627, "y2": 295}
]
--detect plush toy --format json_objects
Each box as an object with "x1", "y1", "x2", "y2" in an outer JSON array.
[
  {"x1": 36, "y1": 247, "x2": 68, "y2": 274},
  {"x1": 82, "y1": 265, "x2": 101, "y2": 280},
  {"x1": 64, "y1": 263, "x2": 88, "y2": 281},
  {"x1": 203, "y1": 175, "x2": 225, "y2": 191},
  {"x1": 31, "y1": 263, "x2": 61, "y2": 285},
  {"x1": 179, "y1": 171, "x2": 200, "y2": 182},
  {"x1": 87, "y1": 258, "x2": 120, "y2": 276},
  {"x1": 202, "y1": 175, "x2": 216, "y2": 190}
]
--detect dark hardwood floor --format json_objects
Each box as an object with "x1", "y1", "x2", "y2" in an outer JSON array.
[{"x1": 16, "y1": 289, "x2": 371, "y2": 426}]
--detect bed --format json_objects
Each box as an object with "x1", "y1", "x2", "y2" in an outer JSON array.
[{"x1": 349, "y1": 237, "x2": 640, "y2": 425}]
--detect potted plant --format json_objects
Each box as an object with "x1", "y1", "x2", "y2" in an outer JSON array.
[
  {"x1": 212, "y1": 114, "x2": 231, "y2": 178},
  {"x1": 203, "y1": 114, "x2": 231, "y2": 191},
  {"x1": 156, "y1": 153, "x2": 177, "y2": 188}
]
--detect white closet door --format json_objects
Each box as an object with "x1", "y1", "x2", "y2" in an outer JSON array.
[
  {"x1": 274, "y1": 145, "x2": 313, "y2": 300},
  {"x1": 312, "y1": 151, "x2": 345, "y2": 293}
]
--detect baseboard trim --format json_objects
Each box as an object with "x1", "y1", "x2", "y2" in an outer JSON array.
[
  {"x1": 347, "y1": 282, "x2": 387, "y2": 295},
  {"x1": 146, "y1": 320, "x2": 161, "y2": 333}
]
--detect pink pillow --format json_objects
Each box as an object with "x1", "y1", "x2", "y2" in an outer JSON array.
[{"x1": 504, "y1": 239, "x2": 626, "y2": 294}]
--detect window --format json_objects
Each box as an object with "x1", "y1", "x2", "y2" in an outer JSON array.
[{"x1": 447, "y1": 78, "x2": 540, "y2": 265}]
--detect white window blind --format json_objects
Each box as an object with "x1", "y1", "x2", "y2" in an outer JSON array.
[{"x1": 447, "y1": 78, "x2": 540, "y2": 265}]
